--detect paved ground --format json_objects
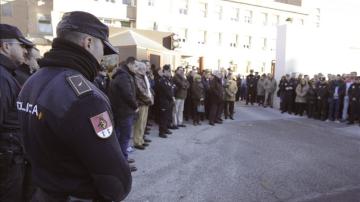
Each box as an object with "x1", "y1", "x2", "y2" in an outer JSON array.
[{"x1": 125, "y1": 102, "x2": 360, "y2": 202}]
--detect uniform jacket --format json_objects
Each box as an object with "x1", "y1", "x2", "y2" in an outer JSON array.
[
  {"x1": 17, "y1": 38, "x2": 131, "y2": 201},
  {"x1": 295, "y1": 84, "x2": 309, "y2": 103},
  {"x1": 282, "y1": 79, "x2": 296, "y2": 96},
  {"x1": 257, "y1": 79, "x2": 266, "y2": 96},
  {"x1": 0, "y1": 54, "x2": 21, "y2": 132},
  {"x1": 157, "y1": 76, "x2": 174, "y2": 109},
  {"x1": 209, "y1": 77, "x2": 224, "y2": 104},
  {"x1": 134, "y1": 73, "x2": 152, "y2": 106},
  {"x1": 306, "y1": 86, "x2": 317, "y2": 104},
  {"x1": 14, "y1": 63, "x2": 32, "y2": 86},
  {"x1": 173, "y1": 74, "x2": 190, "y2": 99},
  {"x1": 348, "y1": 83, "x2": 360, "y2": 102},
  {"x1": 246, "y1": 74, "x2": 256, "y2": 89},
  {"x1": 108, "y1": 65, "x2": 138, "y2": 121},
  {"x1": 316, "y1": 82, "x2": 329, "y2": 100},
  {"x1": 264, "y1": 78, "x2": 277, "y2": 93},
  {"x1": 225, "y1": 79, "x2": 238, "y2": 101}
]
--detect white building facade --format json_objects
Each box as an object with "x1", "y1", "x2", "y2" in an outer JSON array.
[{"x1": 135, "y1": 0, "x2": 319, "y2": 74}]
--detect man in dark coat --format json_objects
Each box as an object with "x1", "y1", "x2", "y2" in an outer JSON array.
[
  {"x1": 246, "y1": 69, "x2": 257, "y2": 105},
  {"x1": 17, "y1": 12, "x2": 131, "y2": 201},
  {"x1": 108, "y1": 57, "x2": 138, "y2": 171},
  {"x1": 208, "y1": 71, "x2": 224, "y2": 125},
  {"x1": 347, "y1": 76, "x2": 360, "y2": 125},
  {"x1": 157, "y1": 65, "x2": 174, "y2": 138},
  {"x1": 0, "y1": 23, "x2": 34, "y2": 202},
  {"x1": 316, "y1": 77, "x2": 330, "y2": 120}
]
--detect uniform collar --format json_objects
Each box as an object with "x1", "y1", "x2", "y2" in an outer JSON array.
[{"x1": 0, "y1": 53, "x2": 18, "y2": 75}]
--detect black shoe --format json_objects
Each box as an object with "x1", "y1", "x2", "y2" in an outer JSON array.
[
  {"x1": 165, "y1": 130, "x2": 172, "y2": 135},
  {"x1": 215, "y1": 120, "x2": 223, "y2": 124},
  {"x1": 145, "y1": 127, "x2": 151, "y2": 131},
  {"x1": 225, "y1": 117, "x2": 228, "y2": 119},
  {"x1": 230, "y1": 116, "x2": 234, "y2": 120},
  {"x1": 143, "y1": 143, "x2": 149, "y2": 147},
  {"x1": 159, "y1": 134, "x2": 168, "y2": 138},
  {"x1": 130, "y1": 165, "x2": 137, "y2": 172},
  {"x1": 144, "y1": 138, "x2": 152, "y2": 143},
  {"x1": 209, "y1": 122, "x2": 215, "y2": 126},
  {"x1": 134, "y1": 145, "x2": 145, "y2": 150},
  {"x1": 127, "y1": 158, "x2": 135, "y2": 164},
  {"x1": 178, "y1": 124, "x2": 186, "y2": 127},
  {"x1": 144, "y1": 131, "x2": 150, "y2": 135},
  {"x1": 169, "y1": 125, "x2": 179, "y2": 130},
  {"x1": 347, "y1": 121, "x2": 354, "y2": 125},
  {"x1": 197, "y1": 122, "x2": 201, "y2": 125}
]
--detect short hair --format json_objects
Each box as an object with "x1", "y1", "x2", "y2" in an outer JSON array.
[
  {"x1": 57, "y1": 30, "x2": 90, "y2": 44},
  {"x1": 126, "y1": 56, "x2": 136, "y2": 64}
]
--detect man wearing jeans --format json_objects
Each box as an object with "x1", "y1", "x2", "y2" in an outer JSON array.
[
  {"x1": 327, "y1": 75, "x2": 345, "y2": 122},
  {"x1": 173, "y1": 66, "x2": 190, "y2": 128},
  {"x1": 342, "y1": 75, "x2": 353, "y2": 122},
  {"x1": 108, "y1": 57, "x2": 138, "y2": 171}
]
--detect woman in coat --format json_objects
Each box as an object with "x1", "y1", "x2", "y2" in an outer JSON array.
[
  {"x1": 295, "y1": 79, "x2": 309, "y2": 116},
  {"x1": 224, "y1": 76, "x2": 238, "y2": 119}
]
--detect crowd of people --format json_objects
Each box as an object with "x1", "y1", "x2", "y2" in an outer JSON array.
[
  {"x1": 1, "y1": 10, "x2": 359, "y2": 202},
  {"x1": 234, "y1": 70, "x2": 360, "y2": 125}
]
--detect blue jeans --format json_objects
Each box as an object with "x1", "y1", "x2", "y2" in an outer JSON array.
[
  {"x1": 328, "y1": 98, "x2": 340, "y2": 120},
  {"x1": 115, "y1": 115, "x2": 134, "y2": 160}
]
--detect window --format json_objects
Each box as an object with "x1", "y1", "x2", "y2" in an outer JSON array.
[
  {"x1": 272, "y1": 14, "x2": 280, "y2": 26},
  {"x1": 218, "y1": 32, "x2": 222, "y2": 46},
  {"x1": 242, "y1": 36, "x2": 251, "y2": 49},
  {"x1": 214, "y1": 5, "x2": 222, "y2": 20},
  {"x1": 123, "y1": 0, "x2": 136, "y2": 6},
  {"x1": 244, "y1": 10, "x2": 252, "y2": 24},
  {"x1": 230, "y1": 8, "x2": 239, "y2": 22},
  {"x1": 148, "y1": 0, "x2": 155, "y2": 6},
  {"x1": 179, "y1": 0, "x2": 188, "y2": 15},
  {"x1": 230, "y1": 34, "x2": 238, "y2": 47},
  {"x1": 1, "y1": 2, "x2": 12, "y2": 17},
  {"x1": 37, "y1": 14, "x2": 52, "y2": 34},
  {"x1": 262, "y1": 38, "x2": 267, "y2": 50},
  {"x1": 197, "y1": 30, "x2": 206, "y2": 45},
  {"x1": 199, "y1": 2, "x2": 207, "y2": 17},
  {"x1": 261, "y1": 13, "x2": 268, "y2": 26}
]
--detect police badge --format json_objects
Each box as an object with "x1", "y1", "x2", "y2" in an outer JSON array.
[{"x1": 90, "y1": 111, "x2": 113, "y2": 139}]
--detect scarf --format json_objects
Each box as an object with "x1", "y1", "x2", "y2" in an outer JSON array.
[{"x1": 38, "y1": 38, "x2": 100, "y2": 81}]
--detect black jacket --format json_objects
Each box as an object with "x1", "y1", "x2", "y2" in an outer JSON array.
[
  {"x1": 157, "y1": 76, "x2": 174, "y2": 109},
  {"x1": 108, "y1": 66, "x2": 138, "y2": 122},
  {"x1": 0, "y1": 54, "x2": 21, "y2": 132},
  {"x1": 209, "y1": 77, "x2": 224, "y2": 104},
  {"x1": 328, "y1": 80, "x2": 345, "y2": 99}
]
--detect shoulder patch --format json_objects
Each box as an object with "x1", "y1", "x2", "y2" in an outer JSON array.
[
  {"x1": 66, "y1": 75, "x2": 92, "y2": 97},
  {"x1": 90, "y1": 111, "x2": 113, "y2": 139}
]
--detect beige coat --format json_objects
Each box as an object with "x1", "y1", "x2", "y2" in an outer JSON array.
[
  {"x1": 225, "y1": 79, "x2": 238, "y2": 101},
  {"x1": 295, "y1": 84, "x2": 309, "y2": 103}
]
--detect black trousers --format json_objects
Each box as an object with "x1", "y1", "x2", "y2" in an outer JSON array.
[
  {"x1": 246, "y1": 88, "x2": 256, "y2": 104},
  {"x1": 316, "y1": 99, "x2": 328, "y2": 120},
  {"x1": 307, "y1": 101, "x2": 317, "y2": 118},
  {"x1": 224, "y1": 101, "x2": 235, "y2": 118},
  {"x1": 349, "y1": 100, "x2": 360, "y2": 122},
  {"x1": 209, "y1": 102, "x2": 222, "y2": 123},
  {"x1": 159, "y1": 108, "x2": 171, "y2": 134},
  {"x1": 296, "y1": 102, "x2": 306, "y2": 116},
  {"x1": 0, "y1": 132, "x2": 29, "y2": 202},
  {"x1": 282, "y1": 93, "x2": 294, "y2": 113}
]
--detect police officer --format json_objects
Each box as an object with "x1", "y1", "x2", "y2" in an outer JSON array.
[
  {"x1": 157, "y1": 65, "x2": 174, "y2": 138},
  {"x1": 347, "y1": 76, "x2": 360, "y2": 125},
  {"x1": 15, "y1": 47, "x2": 40, "y2": 86},
  {"x1": 94, "y1": 65, "x2": 110, "y2": 94},
  {"x1": 246, "y1": 69, "x2": 257, "y2": 105},
  {"x1": 0, "y1": 24, "x2": 34, "y2": 202},
  {"x1": 17, "y1": 11, "x2": 132, "y2": 201},
  {"x1": 281, "y1": 74, "x2": 296, "y2": 114},
  {"x1": 316, "y1": 77, "x2": 329, "y2": 120}
]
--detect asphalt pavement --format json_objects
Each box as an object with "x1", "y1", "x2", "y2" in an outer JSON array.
[{"x1": 125, "y1": 102, "x2": 360, "y2": 202}]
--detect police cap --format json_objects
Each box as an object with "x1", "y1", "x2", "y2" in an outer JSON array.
[
  {"x1": 0, "y1": 24, "x2": 34, "y2": 48},
  {"x1": 56, "y1": 11, "x2": 118, "y2": 55}
]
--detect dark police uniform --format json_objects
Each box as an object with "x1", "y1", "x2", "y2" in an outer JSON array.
[
  {"x1": 157, "y1": 75, "x2": 174, "y2": 137},
  {"x1": 0, "y1": 54, "x2": 25, "y2": 202},
  {"x1": 0, "y1": 24, "x2": 34, "y2": 202},
  {"x1": 281, "y1": 79, "x2": 296, "y2": 114},
  {"x1": 348, "y1": 80, "x2": 360, "y2": 124},
  {"x1": 246, "y1": 74, "x2": 256, "y2": 105},
  {"x1": 316, "y1": 81, "x2": 329, "y2": 120},
  {"x1": 17, "y1": 11, "x2": 131, "y2": 202}
]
